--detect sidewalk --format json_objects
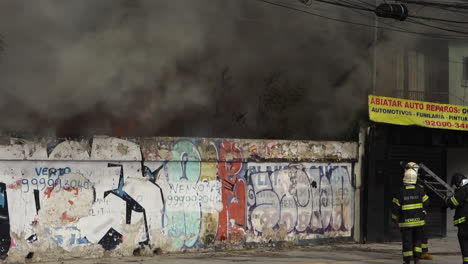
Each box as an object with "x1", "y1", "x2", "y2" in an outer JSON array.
[
  {"x1": 32, "y1": 238, "x2": 461, "y2": 264},
  {"x1": 32, "y1": 232, "x2": 462, "y2": 264},
  {"x1": 332, "y1": 231, "x2": 460, "y2": 256},
  {"x1": 428, "y1": 231, "x2": 460, "y2": 255}
]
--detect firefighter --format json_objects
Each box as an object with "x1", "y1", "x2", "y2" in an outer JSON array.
[
  {"x1": 392, "y1": 162, "x2": 429, "y2": 264},
  {"x1": 445, "y1": 173, "x2": 468, "y2": 264},
  {"x1": 407, "y1": 162, "x2": 433, "y2": 260},
  {"x1": 406, "y1": 163, "x2": 432, "y2": 260}
]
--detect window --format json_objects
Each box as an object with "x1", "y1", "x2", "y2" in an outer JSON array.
[{"x1": 407, "y1": 51, "x2": 426, "y2": 100}]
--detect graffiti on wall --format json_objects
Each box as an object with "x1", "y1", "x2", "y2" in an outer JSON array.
[
  {"x1": 197, "y1": 140, "x2": 219, "y2": 246},
  {"x1": 217, "y1": 141, "x2": 246, "y2": 243},
  {"x1": 102, "y1": 163, "x2": 149, "y2": 249},
  {"x1": 165, "y1": 140, "x2": 206, "y2": 249},
  {"x1": 247, "y1": 163, "x2": 354, "y2": 239},
  {"x1": 0, "y1": 183, "x2": 10, "y2": 259},
  {"x1": 0, "y1": 137, "x2": 355, "y2": 260}
]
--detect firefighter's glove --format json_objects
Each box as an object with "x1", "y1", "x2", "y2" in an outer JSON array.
[{"x1": 443, "y1": 197, "x2": 453, "y2": 209}]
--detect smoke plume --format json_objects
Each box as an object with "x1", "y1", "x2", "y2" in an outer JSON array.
[{"x1": 0, "y1": 0, "x2": 374, "y2": 140}]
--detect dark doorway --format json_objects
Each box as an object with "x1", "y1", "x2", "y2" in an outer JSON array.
[{"x1": 365, "y1": 123, "x2": 448, "y2": 242}]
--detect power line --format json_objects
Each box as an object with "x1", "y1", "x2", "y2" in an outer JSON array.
[
  {"x1": 261, "y1": 1, "x2": 468, "y2": 66},
  {"x1": 309, "y1": 0, "x2": 468, "y2": 41},
  {"x1": 314, "y1": 0, "x2": 373, "y2": 11},
  {"x1": 406, "y1": 17, "x2": 468, "y2": 35},
  {"x1": 306, "y1": 0, "x2": 468, "y2": 26},
  {"x1": 347, "y1": 0, "x2": 375, "y2": 8},
  {"x1": 255, "y1": 0, "x2": 468, "y2": 40},
  {"x1": 337, "y1": 4, "x2": 468, "y2": 64},
  {"x1": 306, "y1": 0, "x2": 468, "y2": 36},
  {"x1": 397, "y1": 0, "x2": 468, "y2": 10},
  {"x1": 410, "y1": 14, "x2": 468, "y2": 24},
  {"x1": 399, "y1": 3, "x2": 468, "y2": 34},
  {"x1": 375, "y1": 3, "x2": 426, "y2": 30},
  {"x1": 412, "y1": 4, "x2": 427, "y2": 15},
  {"x1": 339, "y1": 0, "x2": 374, "y2": 9},
  {"x1": 434, "y1": 6, "x2": 468, "y2": 19},
  {"x1": 421, "y1": 15, "x2": 468, "y2": 30},
  {"x1": 337, "y1": 0, "x2": 413, "y2": 32}
]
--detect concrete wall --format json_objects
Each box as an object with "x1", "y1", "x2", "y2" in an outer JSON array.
[
  {"x1": 0, "y1": 136, "x2": 358, "y2": 262},
  {"x1": 449, "y1": 42, "x2": 468, "y2": 105}
]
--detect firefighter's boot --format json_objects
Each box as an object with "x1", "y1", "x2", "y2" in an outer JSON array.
[{"x1": 420, "y1": 253, "x2": 433, "y2": 260}]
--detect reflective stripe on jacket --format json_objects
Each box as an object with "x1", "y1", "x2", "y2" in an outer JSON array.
[
  {"x1": 392, "y1": 184, "x2": 429, "y2": 228},
  {"x1": 447, "y1": 185, "x2": 468, "y2": 226}
]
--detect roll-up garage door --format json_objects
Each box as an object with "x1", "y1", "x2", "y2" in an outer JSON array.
[{"x1": 383, "y1": 145, "x2": 446, "y2": 241}]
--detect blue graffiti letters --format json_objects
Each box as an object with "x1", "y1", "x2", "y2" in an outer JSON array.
[{"x1": 34, "y1": 167, "x2": 71, "y2": 177}]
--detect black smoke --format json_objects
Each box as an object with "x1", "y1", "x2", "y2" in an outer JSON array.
[{"x1": 0, "y1": 0, "x2": 374, "y2": 140}]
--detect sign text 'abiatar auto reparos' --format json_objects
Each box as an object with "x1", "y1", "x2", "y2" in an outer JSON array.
[{"x1": 369, "y1": 95, "x2": 468, "y2": 131}]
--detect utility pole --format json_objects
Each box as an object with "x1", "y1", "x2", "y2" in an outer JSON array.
[
  {"x1": 372, "y1": 0, "x2": 378, "y2": 95},
  {"x1": 372, "y1": 1, "x2": 409, "y2": 94}
]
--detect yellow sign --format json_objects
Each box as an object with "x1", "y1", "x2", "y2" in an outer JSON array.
[{"x1": 369, "y1": 95, "x2": 468, "y2": 131}]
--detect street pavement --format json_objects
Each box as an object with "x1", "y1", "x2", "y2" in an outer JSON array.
[{"x1": 34, "y1": 232, "x2": 462, "y2": 264}]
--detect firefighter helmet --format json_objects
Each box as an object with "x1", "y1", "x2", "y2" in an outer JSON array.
[
  {"x1": 403, "y1": 168, "x2": 418, "y2": 185},
  {"x1": 451, "y1": 173, "x2": 467, "y2": 188},
  {"x1": 405, "y1": 162, "x2": 419, "y2": 173}
]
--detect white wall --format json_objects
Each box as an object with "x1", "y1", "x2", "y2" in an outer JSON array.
[{"x1": 0, "y1": 136, "x2": 358, "y2": 262}]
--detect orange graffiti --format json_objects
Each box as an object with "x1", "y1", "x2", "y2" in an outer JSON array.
[
  {"x1": 217, "y1": 141, "x2": 246, "y2": 243},
  {"x1": 44, "y1": 186, "x2": 55, "y2": 198},
  {"x1": 249, "y1": 145, "x2": 258, "y2": 153},
  {"x1": 8, "y1": 180, "x2": 22, "y2": 189},
  {"x1": 63, "y1": 187, "x2": 79, "y2": 195},
  {"x1": 60, "y1": 212, "x2": 76, "y2": 222}
]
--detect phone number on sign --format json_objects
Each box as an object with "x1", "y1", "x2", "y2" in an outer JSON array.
[
  {"x1": 424, "y1": 120, "x2": 468, "y2": 129},
  {"x1": 22, "y1": 178, "x2": 91, "y2": 193}
]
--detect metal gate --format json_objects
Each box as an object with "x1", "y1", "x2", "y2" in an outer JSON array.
[
  {"x1": 366, "y1": 124, "x2": 447, "y2": 242},
  {"x1": 384, "y1": 146, "x2": 446, "y2": 241}
]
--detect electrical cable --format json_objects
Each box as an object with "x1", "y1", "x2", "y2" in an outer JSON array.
[
  {"x1": 314, "y1": 0, "x2": 374, "y2": 11},
  {"x1": 285, "y1": 1, "x2": 468, "y2": 67},
  {"x1": 339, "y1": 0, "x2": 374, "y2": 8},
  {"x1": 420, "y1": 16, "x2": 468, "y2": 30},
  {"x1": 372, "y1": 4, "x2": 425, "y2": 31},
  {"x1": 255, "y1": 0, "x2": 468, "y2": 40},
  {"x1": 400, "y1": 3, "x2": 468, "y2": 33},
  {"x1": 304, "y1": 0, "x2": 468, "y2": 37},
  {"x1": 410, "y1": 14, "x2": 468, "y2": 24},
  {"x1": 338, "y1": 0, "x2": 412, "y2": 32},
  {"x1": 306, "y1": 0, "x2": 468, "y2": 25},
  {"x1": 397, "y1": 0, "x2": 468, "y2": 10},
  {"x1": 347, "y1": 0, "x2": 375, "y2": 8},
  {"x1": 434, "y1": 6, "x2": 468, "y2": 18},
  {"x1": 406, "y1": 17, "x2": 468, "y2": 35},
  {"x1": 328, "y1": 1, "x2": 468, "y2": 63}
]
